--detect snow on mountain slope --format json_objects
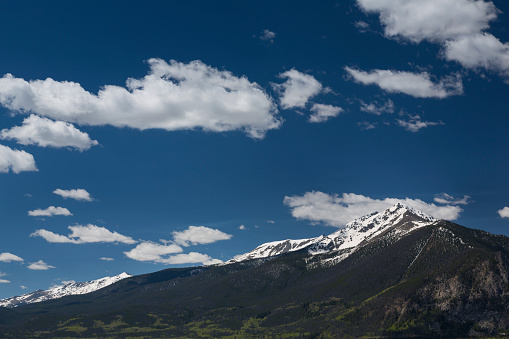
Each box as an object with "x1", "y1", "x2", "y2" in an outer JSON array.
[
  {"x1": 226, "y1": 203, "x2": 437, "y2": 264},
  {"x1": 0, "y1": 272, "x2": 131, "y2": 308}
]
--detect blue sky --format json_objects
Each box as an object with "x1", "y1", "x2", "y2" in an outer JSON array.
[{"x1": 1, "y1": 0, "x2": 509, "y2": 298}]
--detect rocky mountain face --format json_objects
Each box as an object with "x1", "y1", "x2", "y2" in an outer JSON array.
[
  {"x1": 2, "y1": 204, "x2": 509, "y2": 337},
  {"x1": 0, "y1": 272, "x2": 131, "y2": 308}
]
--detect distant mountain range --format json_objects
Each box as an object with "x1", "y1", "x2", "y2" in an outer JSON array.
[
  {"x1": 0, "y1": 272, "x2": 131, "y2": 308},
  {"x1": 2, "y1": 203, "x2": 509, "y2": 337}
]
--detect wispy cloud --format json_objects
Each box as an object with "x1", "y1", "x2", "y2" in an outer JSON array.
[
  {"x1": 31, "y1": 224, "x2": 136, "y2": 244},
  {"x1": 346, "y1": 67, "x2": 463, "y2": 98},
  {"x1": 309, "y1": 104, "x2": 343, "y2": 123},
  {"x1": 359, "y1": 99, "x2": 394, "y2": 115},
  {"x1": 434, "y1": 193, "x2": 471, "y2": 205},
  {"x1": 53, "y1": 188, "x2": 93, "y2": 201},
  {"x1": 358, "y1": 121, "x2": 377, "y2": 130},
  {"x1": 27, "y1": 260, "x2": 55, "y2": 270},
  {"x1": 396, "y1": 114, "x2": 444, "y2": 132},
  {"x1": 28, "y1": 206, "x2": 72, "y2": 217},
  {"x1": 259, "y1": 29, "x2": 276, "y2": 43}
]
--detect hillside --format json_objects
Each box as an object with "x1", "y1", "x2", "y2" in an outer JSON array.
[{"x1": 2, "y1": 205, "x2": 509, "y2": 337}]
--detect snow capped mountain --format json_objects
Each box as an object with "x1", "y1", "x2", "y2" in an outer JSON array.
[
  {"x1": 0, "y1": 272, "x2": 131, "y2": 308},
  {"x1": 226, "y1": 203, "x2": 437, "y2": 264}
]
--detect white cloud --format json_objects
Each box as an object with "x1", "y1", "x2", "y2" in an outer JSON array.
[
  {"x1": 345, "y1": 67, "x2": 463, "y2": 98},
  {"x1": 27, "y1": 260, "x2": 55, "y2": 270},
  {"x1": 434, "y1": 193, "x2": 471, "y2": 205},
  {"x1": 0, "y1": 279, "x2": 10, "y2": 283},
  {"x1": 0, "y1": 115, "x2": 98, "y2": 151},
  {"x1": 498, "y1": 207, "x2": 509, "y2": 219},
  {"x1": 28, "y1": 206, "x2": 72, "y2": 217},
  {"x1": 273, "y1": 69, "x2": 323, "y2": 109},
  {"x1": 157, "y1": 252, "x2": 221, "y2": 265},
  {"x1": 360, "y1": 99, "x2": 394, "y2": 115},
  {"x1": 284, "y1": 191, "x2": 463, "y2": 227},
  {"x1": 444, "y1": 33, "x2": 509, "y2": 75},
  {"x1": 358, "y1": 121, "x2": 377, "y2": 130},
  {"x1": 124, "y1": 241, "x2": 183, "y2": 262},
  {"x1": 31, "y1": 224, "x2": 136, "y2": 244},
  {"x1": 172, "y1": 226, "x2": 232, "y2": 247},
  {"x1": 259, "y1": 29, "x2": 276, "y2": 43},
  {"x1": 396, "y1": 114, "x2": 444, "y2": 132},
  {"x1": 0, "y1": 59, "x2": 281, "y2": 139},
  {"x1": 357, "y1": 0, "x2": 497, "y2": 43},
  {"x1": 356, "y1": 0, "x2": 509, "y2": 77},
  {"x1": 53, "y1": 188, "x2": 93, "y2": 201},
  {"x1": 20, "y1": 285, "x2": 27, "y2": 289},
  {"x1": 355, "y1": 21, "x2": 370, "y2": 32},
  {"x1": 0, "y1": 144, "x2": 37, "y2": 174},
  {"x1": 99, "y1": 257, "x2": 114, "y2": 261},
  {"x1": 0, "y1": 272, "x2": 6, "y2": 277},
  {"x1": 239, "y1": 225, "x2": 246, "y2": 230},
  {"x1": 309, "y1": 104, "x2": 343, "y2": 123},
  {"x1": 61, "y1": 280, "x2": 76, "y2": 285},
  {"x1": 266, "y1": 220, "x2": 275, "y2": 224},
  {"x1": 0, "y1": 252, "x2": 24, "y2": 262}
]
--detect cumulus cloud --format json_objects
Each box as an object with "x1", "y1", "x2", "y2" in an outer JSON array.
[
  {"x1": 0, "y1": 115, "x2": 98, "y2": 150},
  {"x1": 53, "y1": 188, "x2": 93, "y2": 201},
  {"x1": 27, "y1": 260, "x2": 55, "y2": 270},
  {"x1": 172, "y1": 226, "x2": 232, "y2": 246},
  {"x1": 239, "y1": 225, "x2": 246, "y2": 230},
  {"x1": 434, "y1": 193, "x2": 471, "y2": 205},
  {"x1": 20, "y1": 285, "x2": 27, "y2": 289},
  {"x1": 356, "y1": 0, "x2": 509, "y2": 77},
  {"x1": 284, "y1": 191, "x2": 463, "y2": 227},
  {"x1": 345, "y1": 67, "x2": 463, "y2": 98},
  {"x1": 28, "y1": 206, "x2": 72, "y2": 217},
  {"x1": 444, "y1": 33, "x2": 509, "y2": 75},
  {"x1": 123, "y1": 241, "x2": 183, "y2": 262},
  {"x1": 0, "y1": 144, "x2": 37, "y2": 174},
  {"x1": 309, "y1": 104, "x2": 343, "y2": 123},
  {"x1": 360, "y1": 99, "x2": 394, "y2": 115},
  {"x1": 0, "y1": 59, "x2": 281, "y2": 139},
  {"x1": 0, "y1": 252, "x2": 23, "y2": 262},
  {"x1": 273, "y1": 69, "x2": 323, "y2": 109},
  {"x1": 0, "y1": 279, "x2": 10, "y2": 283},
  {"x1": 259, "y1": 29, "x2": 276, "y2": 43},
  {"x1": 498, "y1": 207, "x2": 509, "y2": 219},
  {"x1": 31, "y1": 224, "x2": 136, "y2": 244},
  {"x1": 99, "y1": 257, "x2": 114, "y2": 261},
  {"x1": 396, "y1": 114, "x2": 444, "y2": 132}
]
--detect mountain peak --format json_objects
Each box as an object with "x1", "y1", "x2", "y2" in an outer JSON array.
[
  {"x1": 227, "y1": 203, "x2": 437, "y2": 265},
  {"x1": 0, "y1": 272, "x2": 132, "y2": 308}
]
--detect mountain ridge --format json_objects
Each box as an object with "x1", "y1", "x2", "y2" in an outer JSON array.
[
  {"x1": 0, "y1": 272, "x2": 131, "y2": 308},
  {"x1": 3, "y1": 204, "x2": 509, "y2": 337},
  {"x1": 227, "y1": 202, "x2": 437, "y2": 264}
]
